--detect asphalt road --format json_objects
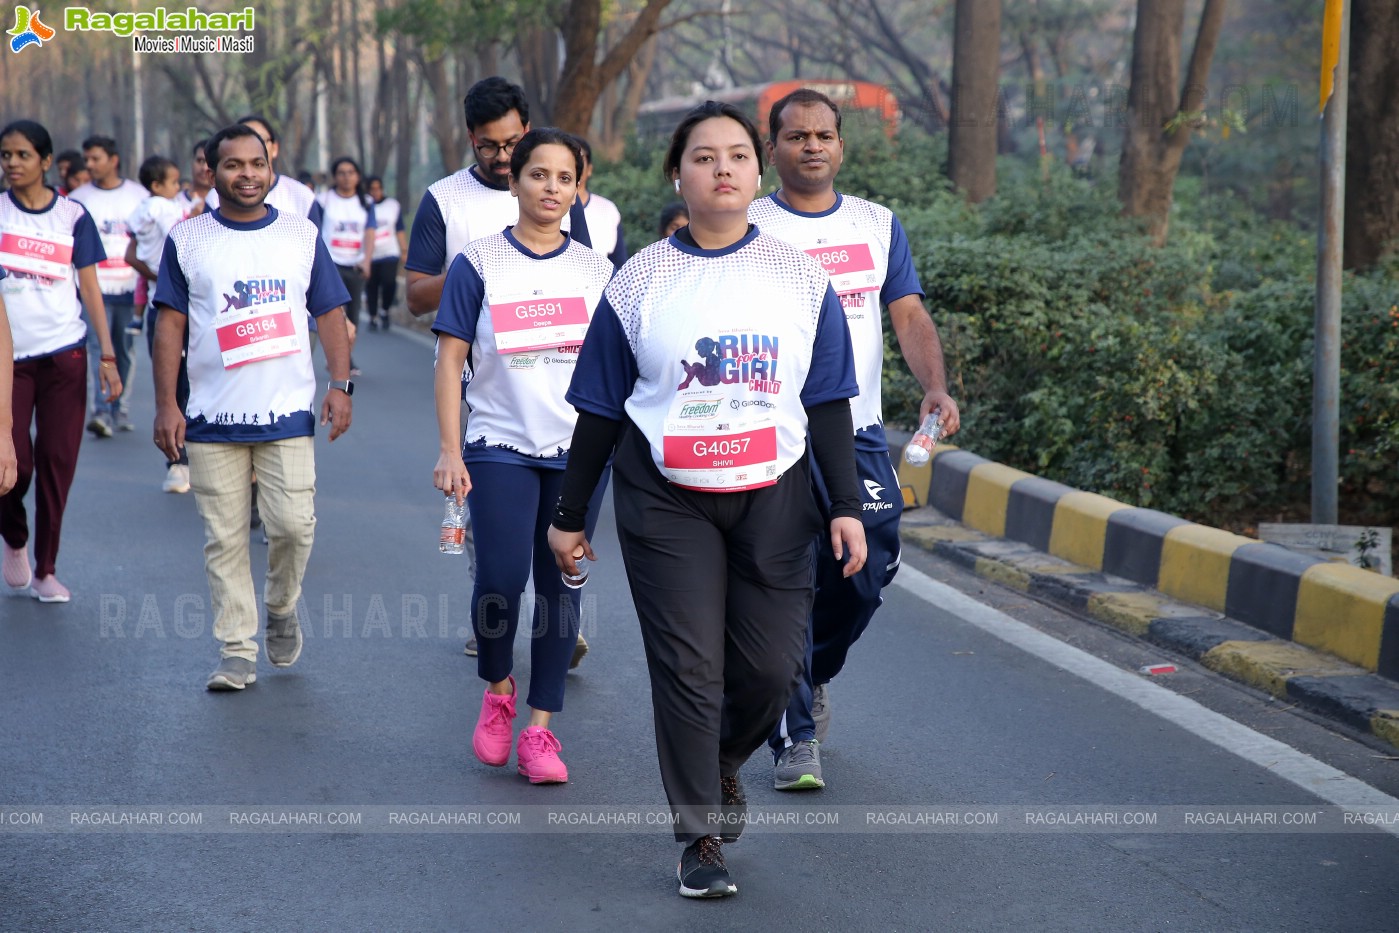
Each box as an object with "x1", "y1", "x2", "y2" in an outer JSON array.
[{"x1": 2, "y1": 327, "x2": 1397, "y2": 932}]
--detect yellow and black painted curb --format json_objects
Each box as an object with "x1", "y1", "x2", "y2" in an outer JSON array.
[{"x1": 897, "y1": 446, "x2": 1399, "y2": 751}]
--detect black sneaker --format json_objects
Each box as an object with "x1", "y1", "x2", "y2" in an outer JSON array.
[
  {"x1": 677, "y1": 836, "x2": 736, "y2": 898},
  {"x1": 719, "y1": 775, "x2": 746, "y2": 843}
]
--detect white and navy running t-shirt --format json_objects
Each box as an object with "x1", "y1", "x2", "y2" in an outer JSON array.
[
  {"x1": 407, "y1": 166, "x2": 576, "y2": 282},
  {"x1": 372, "y1": 197, "x2": 404, "y2": 261},
  {"x1": 68, "y1": 179, "x2": 147, "y2": 297},
  {"x1": 152, "y1": 207, "x2": 351, "y2": 443},
  {"x1": 568, "y1": 227, "x2": 857, "y2": 492},
  {"x1": 315, "y1": 191, "x2": 377, "y2": 267},
  {"x1": 206, "y1": 174, "x2": 324, "y2": 227},
  {"x1": 406, "y1": 167, "x2": 521, "y2": 284},
  {"x1": 0, "y1": 189, "x2": 105, "y2": 360},
  {"x1": 582, "y1": 192, "x2": 626, "y2": 269},
  {"x1": 433, "y1": 230, "x2": 613, "y2": 467},
  {"x1": 749, "y1": 192, "x2": 923, "y2": 452}
]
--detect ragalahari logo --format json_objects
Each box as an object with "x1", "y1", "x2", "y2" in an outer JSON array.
[{"x1": 9, "y1": 5, "x2": 55, "y2": 53}]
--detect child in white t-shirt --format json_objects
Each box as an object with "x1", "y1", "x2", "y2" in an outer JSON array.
[{"x1": 125, "y1": 155, "x2": 185, "y2": 279}]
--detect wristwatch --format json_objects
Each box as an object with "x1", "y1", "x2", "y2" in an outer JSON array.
[{"x1": 328, "y1": 379, "x2": 354, "y2": 396}]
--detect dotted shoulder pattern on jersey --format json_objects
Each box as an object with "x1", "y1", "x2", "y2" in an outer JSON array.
[
  {"x1": 604, "y1": 232, "x2": 831, "y2": 354},
  {"x1": 0, "y1": 192, "x2": 90, "y2": 239}
]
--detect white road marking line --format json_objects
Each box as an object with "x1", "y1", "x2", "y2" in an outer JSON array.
[{"x1": 894, "y1": 564, "x2": 1399, "y2": 835}]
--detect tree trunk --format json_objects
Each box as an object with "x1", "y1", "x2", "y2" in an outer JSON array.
[
  {"x1": 394, "y1": 55, "x2": 415, "y2": 207},
  {"x1": 947, "y1": 0, "x2": 1002, "y2": 203},
  {"x1": 420, "y1": 53, "x2": 466, "y2": 176},
  {"x1": 1118, "y1": 0, "x2": 1229, "y2": 246},
  {"x1": 600, "y1": 34, "x2": 659, "y2": 160},
  {"x1": 552, "y1": 0, "x2": 675, "y2": 137},
  {"x1": 350, "y1": 1, "x2": 366, "y2": 165},
  {"x1": 517, "y1": 25, "x2": 560, "y2": 127},
  {"x1": 1343, "y1": 0, "x2": 1399, "y2": 270}
]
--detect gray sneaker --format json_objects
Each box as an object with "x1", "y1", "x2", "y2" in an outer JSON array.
[
  {"x1": 206, "y1": 657, "x2": 256, "y2": 690},
  {"x1": 266, "y1": 610, "x2": 303, "y2": 668},
  {"x1": 115, "y1": 410, "x2": 135, "y2": 432},
  {"x1": 774, "y1": 739, "x2": 825, "y2": 791},
  {"x1": 87, "y1": 412, "x2": 113, "y2": 438},
  {"x1": 812, "y1": 683, "x2": 831, "y2": 744},
  {"x1": 463, "y1": 637, "x2": 478, "y2": 656}
]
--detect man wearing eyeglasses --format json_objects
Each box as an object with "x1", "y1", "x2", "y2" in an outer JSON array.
[{"x1": 405, "y1": 77, "x2": 531, "y2": 317}]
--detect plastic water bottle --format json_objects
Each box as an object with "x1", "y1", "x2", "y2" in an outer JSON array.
[
  {"x1": 439, "y1": 498, "x2": 466, "y2": 554},
  {"x1": 562, "y1": 545, "x2": 589, "y2": 589},
  {"x1": 904, "y1": 412, "x2": 944, "y2": 466}
]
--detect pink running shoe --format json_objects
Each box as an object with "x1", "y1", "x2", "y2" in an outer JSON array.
[
  {"x1": 471, "y1": 676, "x2": 517, "y2": 767},
  {"x1": 3, "y1": 543, "x2": 31, "y2": 590},
  {"x1": 516, "y1": 726, "x2": 568, "y2": 784},
  {"x1": 31, "y1": 575, "x2": 71, "y2": 603}
]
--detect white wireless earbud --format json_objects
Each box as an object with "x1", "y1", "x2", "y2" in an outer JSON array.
[{"x1": 673, "y1": 179, "x2": 680, "y2": 193}]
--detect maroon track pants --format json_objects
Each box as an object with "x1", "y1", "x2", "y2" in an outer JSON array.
[{"x1": 2, "y1": 345, "x2": 87, "y2": 578}]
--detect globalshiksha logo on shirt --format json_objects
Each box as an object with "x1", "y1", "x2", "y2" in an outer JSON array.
[
  {"x1": 8, "y1": 6, "x2": 55, "y2": 52},
  {"x1": 9, "y1": 6, "x2": 257, "y2": 54}
]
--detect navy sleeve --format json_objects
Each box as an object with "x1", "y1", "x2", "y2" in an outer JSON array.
[
  {"x1": 70, "y1": 207, "x2": 106, "y2": 269},
  {"x1": 566, "y1": 296, "x2": 638, "y2": 419},
  {"x1": 307, "y1": 200, "x2": 324, "y2": 229},
  {"x1": 880, "y1": 213, "x2": 925, "y2": 305},
  {"x1": 405, "y1": 190, "x2": 447, "y2": 275},
  {"x1": 151, "y1": 237, "x2": 190, "y2": 314},
  {"x1": 800, "y1": 283, "x2": 859, "y2": 407},
  {"x1": 430, "y1": 254, "x2": 486, "y2": 345},
  {"x1": 395, "y1": 212, "x2": 405, "y2": 233},
  {"x1": 568, "y1": 197, "x2": 592, "y2": 249},
  {"x1": 365, "y1": 203, "x2": 377, "y2": 229},
  {"x1": 307, "y1": 237, "x2": 352, "y2": 317},
  {"x1": 607, "y1": 222, "x2": 627, "y2": 270}
]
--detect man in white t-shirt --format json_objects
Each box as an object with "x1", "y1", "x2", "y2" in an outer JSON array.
[
  {"x1": 152, "y1": 124, "x2": 353, "y2": 692},
  {"x1": 175, "y1": 137, "x2": 213, "y2": 218},
  {"x1": 69, "y1": 135, "x2": 147, "y2": 435},
  {"x1": 575, "y1": 136, "x2": 627, "y2": 270},
  {"x1": 405, "y1": 77, "x2": 530, "y2": 316},
  {"x1": 750, "y1": 88, "x2": 961, "y2": 791}
]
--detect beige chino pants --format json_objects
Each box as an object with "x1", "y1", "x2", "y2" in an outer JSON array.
[{"x1": 187, "y1": 437, "x2": 316, "y2": 661}]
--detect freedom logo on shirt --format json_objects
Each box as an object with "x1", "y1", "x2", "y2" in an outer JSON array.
[
  {"x1": 676, "y1": 334, "x2": 782, "y2": 395},
  {"x1": 678, "y1": 399, "x2": 722, "y2": 420}
]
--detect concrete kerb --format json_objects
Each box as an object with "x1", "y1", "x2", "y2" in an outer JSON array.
[{"x1": 896, "y1": 442, "x2": 1399, "y2": 751}]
